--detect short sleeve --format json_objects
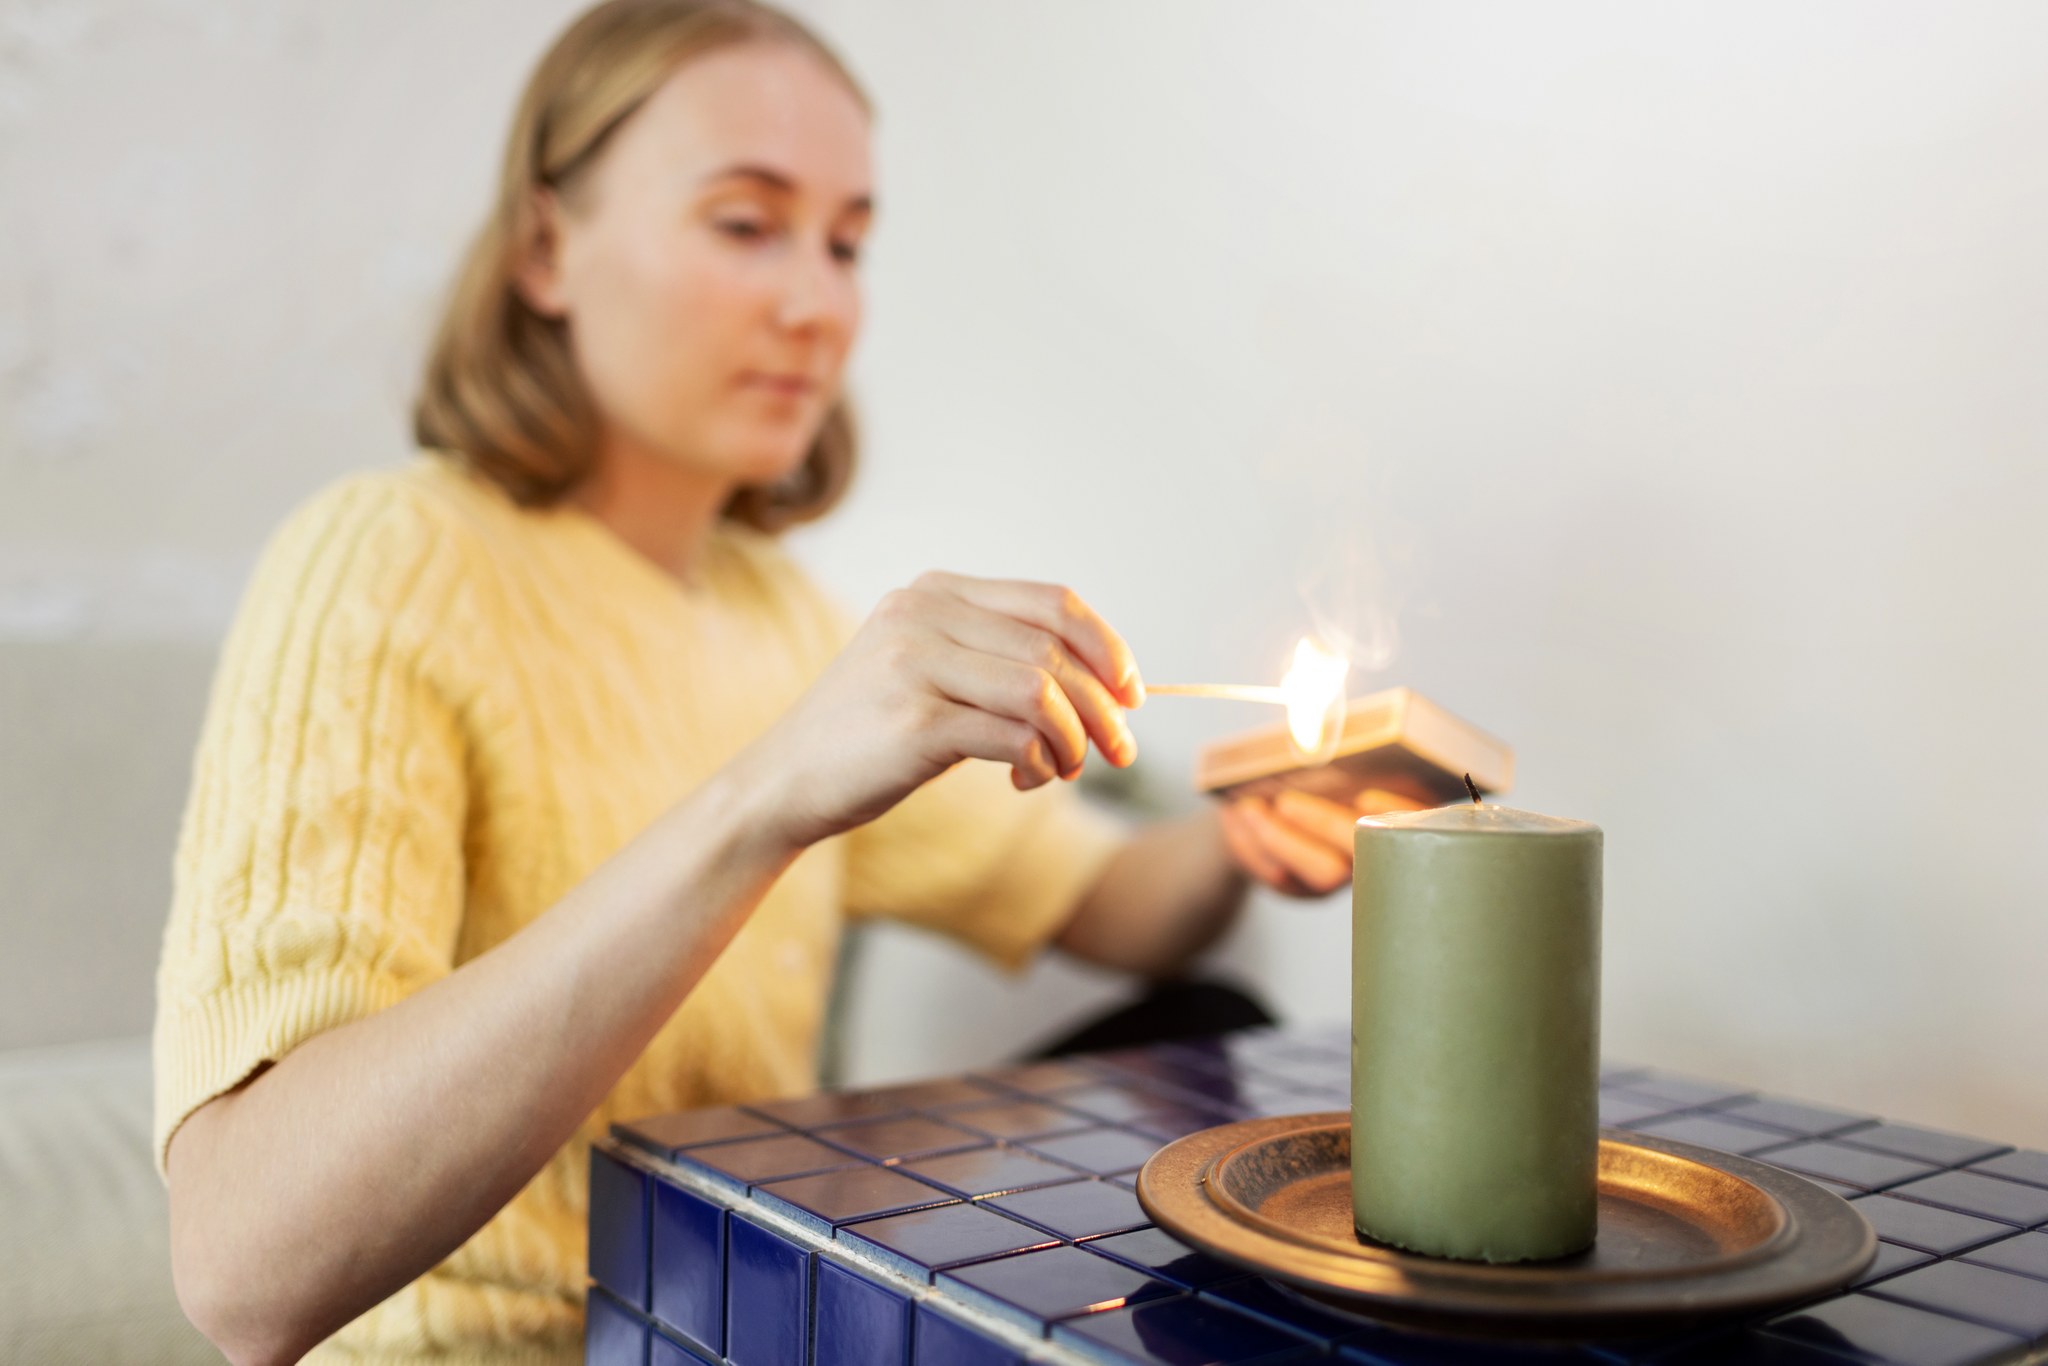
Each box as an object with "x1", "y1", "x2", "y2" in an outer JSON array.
[
  {"x1": 151, "y1": 475, "x2": 479, "y2": 1175},
  {"x1": 842, "y1": 760, "x2": 1130, "y2": 974}
]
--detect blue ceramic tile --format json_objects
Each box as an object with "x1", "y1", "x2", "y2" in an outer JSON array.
[
  {"x1": 1833, "y1": 1123, "x2": 2010, "y2": 1170},
  {"x1": 1040, "y1": 1083, "x2": 1184, "y2": 1124},
  {"x1": 1711, "y1": 1097, "x2": 1876, "y2": 1140},
  {"x1": 1051, "y1": 1292, "x2": 1316, "y2": 1363},
  {"x1": 1128, "y1": 1109, "x2": 1240, "y2": 1143},
  {"x1": 1646, "y1": 1332, "x2": 1871, "y2": 1365},
  {"x1": 1764, "y1": 1292, "x2": 2023, "y2": 1365},
  {"x1": 616, "y1": 1106, "x2": 785, "y2": 1157},
  {"x1": 650, "y1": 1180, "x2": 724, "y2": 1355},
  {"x1": 1337, "y1": 1323, "x2": 1610, "y2": 1363},
  {"x1": 813, "y1": 1258, "x2": 912, "y2": 1366},
  {"x1": 1758, "y1": 1140, "x2": 1940, "y2": 1192},
  {"x1": 1887, "y1": 1169, "x2": 2048, "y2": 1227},
  {"x1": 942, "y1": 1099, "x2": 1096, "y2": 1142},
  {"x1": 1851, "y1": 1241, "x2": 1935, "y2": 1288},
  {"x1": 1021, "y1": 1127, "x2": 1162, "y2": 1176},
  {"x1": 1864, "y1": 1258, "x2": 2048, "y2": 1336},
  {"x1": 985, "y1": 1177, "x2": 1152, "y2": 1241},
  {"x1": 814, "y1": 1115, "x2": 988, "y2": 1164},
  {"x1": 590, "y1": 1146, "x2": 651, "y2": 1310},
  {"x1": 1851, "y1": 1194, "x2": 2015, "y2": 1255},
  {"x1": 725, "y1": 1212, "x2": 810, "y2": 1366},
  {"x1": 1598, "y1": 1093, "x2": 1677, "y2": 1128},
  {"x1": 1617, "y1": 1075, "x2": 1755, "y2": 1109},
  {"x1": 912, "y1": 1303, "x2": 1027, "y2": 1366},
  {"x1": 901, "y1": 1144, "x2": 1084, "y2": 1198},
  {"x1": 936, "y1": 1243, "x2": 1178, "y2": 1331},
  {"x1": 1803, "y1": 1176, "x2": 1865, "y2": 1199},
  {"x1": 1959, "y1": 1230, "x2": 2048, "y2": 1281},
  {"x1": 650, "y1": 1326, "x2": 718, "y2": 1366},
  {"x1": 1086, "y1": 1227, "x2": 1241, "y2": 1289},
  {"x1": 586, "y1": 1285, "x2": 651, "y2": 1366},
  {"x1": 837, "y1": 1200, "x2": 1059, "y2": 1282},
  {"x1": 754, "y1": 1164, "x2": 955, "y2": 1236},
  {"x1": 973, "y1": 1059, "x2": 1104, "y2": 1096},
  {"x1": 673, "y1": 1131, "x2": 862, "y2": 1195},
  {"x1": 1629, "y1": 1114, "x2": 1801, "y2": 1157},
  {"x1": 1970, "y1": 1149, "x2": 2048, "y2": 1190},
  {"x1": 1200, "y1": 1276, "x2": 1379, "y2": 1344},
  {"x1": 744, "y1": 1089, "x2": 910, "y2": 1128}
]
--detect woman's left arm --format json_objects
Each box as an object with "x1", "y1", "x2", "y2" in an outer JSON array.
[{"x1": 1052, "y1": 789, "x2": 1421, "y2": 978}]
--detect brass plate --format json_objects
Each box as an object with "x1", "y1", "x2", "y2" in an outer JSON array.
[{"x1": 1135, "y1": 1113, "x2": 1875, "y2": 1339}]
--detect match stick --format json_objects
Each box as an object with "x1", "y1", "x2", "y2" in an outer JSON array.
[{"x1": 1143, "y1": 683, "x2": 1290, "y2": 704}]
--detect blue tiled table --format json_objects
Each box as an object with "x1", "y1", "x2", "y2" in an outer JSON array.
[{"x1": 588, "y1": 1025, "x2": 2048, "y2": 1365}]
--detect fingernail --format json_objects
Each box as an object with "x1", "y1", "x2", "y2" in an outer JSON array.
[{"x1": 1120, "y1": 664, "x2": 1144, "y2": 708}]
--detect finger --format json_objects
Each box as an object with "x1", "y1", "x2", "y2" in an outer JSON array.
[
  {"x1": 1355, "y1": 787, "x2": 1427, "y2": 815},
  {"x1": 914, "y1": 571, "x2": 1143, "y2": 709},
  {"x1": 926, "y1": 593, "x2": 1136, "y2": 767},
  {"x1": 1270, "y1": 788, "x2": 1361, "y2": 852},
  {"x1": 940, "y1": 705, "x2": 1061, "y2": 790},
  {"x1": 1218, "y1": 801, "x2": 1300, "y2": 892},
  {"x1": 923, "y1": 646, "x2": 1090, "y2": 779},
  {"x1": 1239, "y1": 797, "x2": 1350, "y2": 895}
]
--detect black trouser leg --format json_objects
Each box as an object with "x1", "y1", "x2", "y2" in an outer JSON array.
[{"x1": 1024, "y1": 977, "x2": 1277, "y2": 1059}]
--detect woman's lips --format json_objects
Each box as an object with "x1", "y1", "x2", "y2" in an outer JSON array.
[{"x1": 739, "y1": 372, "x2": 818, "y2": 397}]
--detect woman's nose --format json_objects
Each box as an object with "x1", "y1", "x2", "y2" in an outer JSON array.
[{"x1": 773, "y1": 241, "x2": 847, "y2": 333}]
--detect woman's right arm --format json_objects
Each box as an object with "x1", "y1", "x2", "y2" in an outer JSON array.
[{"x1": 167, "y1": 570, "x2": 1142, "y2": 1366}]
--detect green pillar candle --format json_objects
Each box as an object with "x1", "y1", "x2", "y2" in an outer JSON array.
[{"x1": 1350, "y1": 800, "x2": 1602, "y2": 1262}]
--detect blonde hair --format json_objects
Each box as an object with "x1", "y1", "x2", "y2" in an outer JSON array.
[{"x1": 413, "y1": 0, "x2": 869, "y2": 531}]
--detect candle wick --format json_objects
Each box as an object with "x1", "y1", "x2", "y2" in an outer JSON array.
[{"x1": 1462, "y1": 772, "x2": 1481, "y2": 805}]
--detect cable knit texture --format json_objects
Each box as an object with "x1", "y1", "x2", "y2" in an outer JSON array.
[{"x1": 151, "y1": 452, "x2": 1127, "y2": 1363}]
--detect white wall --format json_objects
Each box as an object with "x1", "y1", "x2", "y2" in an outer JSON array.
[{"x1": 4, "y1": 1, "x2": 2044, "y2": 1144}]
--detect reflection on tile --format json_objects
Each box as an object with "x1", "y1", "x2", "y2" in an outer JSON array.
[
  {"x1": 1834, "y1": 1122, "x2": 2010, "y2": 1170},
  {"x1": 813, "y1": 1115, "x2": 987, "y2": 1164},
  {"x1": 1202, "y1": 1275, "x2": 1380, "y2": 1344},
  {"x1": 726, "y1": 1212, "x2": 810, "y2": 1366},
  {"x1": 1969, "y1": 1149, "x2": 2048, "y2": 1190},
  {"x1": 1885, "y1": 1169, "x2": 2048, "y2": 1227},
  {"x1": 1051, "y1": 1292, "x2": 1312, "y2": 1363},
  {"x1": 941, "y1": 1099, "x2": 1096, "y2": 1143},
  {"x1": 814, "y1": 1258, "x2": 912, "y2": 1366},
  {"x1": 615, "y1": 1105, "x2": 784, "y2": 1157},
  {"x1": 673, "y1": 1132, "x2": 862, "y2": 1195},
  {"x1": 1630, "y1": 1114, "x2": 1799, "y2": 1157},
  {"x1": 1758, "y1": 1140, "x2": 1940, "y2": 1192},
  {"x1": 937, "y1": 1244, "x2": 1177, "y2": 1331},
  {"x1": 972, "y1": 1059, "x2": 1102, "y2": 1096},
  {"x1": 589, "y1": 1147, "x2": 650, "y2": 1310},
  {"x1": 651, "y1": 1180, "x2": 724, "y2": 1356},
  {"x1": 585, "y1": 1285, "x2": 650, "y2": 1366},
  {"x1": 744, "y1": 1090, "x2": 908, "y2": 1128},
  {"x1": 900, "y1": 1144, "x2": 1083, "y2": 1199},
  {"x1": 1651, "y1": 1331, "x2": 1884, "y2": 1365},
  {"x1": 1620, "y1": 1075, "x2": 1755, "y2": 1108},
  {"x1": 1020, "y1": 1127, "x2": 1161, "y2": 1176},
  {"x1": 912, "y1": 1303, "x2": 1027, "y2": 1366},
  {"x1": 1959, "y1": 1230, "x2": 2048, "y2": 1282},
  {"x1": 838, "y1": 1200, "x2": 1059, "y2": 1283},
  {"x1": 1085, "y1": 1227, "x2": 1241, "y2": 1289},
  {"x1": 1712, "y1": 1096, "x2": 1877, "y2": 1140},
  {"x1": 1851, "y1": 1195, "x2": 2015, "y2": 1256},
  {"x1": 1765, "y1": 1293, "x2": 2022, "y2": 1364},
  {"x1": 753, "y1": 1164, "x2": 954, "y2": 1236},
  {"x1": 984, "y1": 1178, "x2": 1152, "y2": 1241},
  {"x1": 1864, "y1": 1258, "x2": 2048, "y2": 1337}
]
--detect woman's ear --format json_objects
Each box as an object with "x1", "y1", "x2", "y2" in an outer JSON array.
[{"x1": 510, "y1": 187, "x2": 570, "y2": 319}]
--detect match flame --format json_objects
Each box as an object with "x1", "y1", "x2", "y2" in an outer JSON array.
[{"x1": 1281, "y1": 636, "x2": 1350, "y2": 759}]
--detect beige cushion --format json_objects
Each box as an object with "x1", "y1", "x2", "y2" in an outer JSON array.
[{"x1": 0, "y1": 1036, "x2": 217, "y2": 1363}]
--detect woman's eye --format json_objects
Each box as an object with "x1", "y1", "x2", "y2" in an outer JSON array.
[
  {"x1": 716, "y1": 219, "x2": 770, "y2": 241},
  {"x1": 831, "y1": 240, "x2": 862, "y2": 265}
]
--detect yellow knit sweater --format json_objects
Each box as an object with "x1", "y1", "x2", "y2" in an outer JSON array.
[{"x1": 152, "y1": 453, "x2": 1126, "y2": 1363}]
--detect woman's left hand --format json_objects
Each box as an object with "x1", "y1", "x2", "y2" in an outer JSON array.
[{"x1": 1218, "y1": 788, "x2": 1427, "y2": 897}]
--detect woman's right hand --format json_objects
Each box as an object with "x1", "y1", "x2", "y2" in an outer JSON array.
[{"x1": 744, "y1": 570, "x2": 1146, "y2": 850}]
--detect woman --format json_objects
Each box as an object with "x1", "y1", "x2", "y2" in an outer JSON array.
[{"x1": 154, "y1": 3, "x2": 1383, "y2": 1361}]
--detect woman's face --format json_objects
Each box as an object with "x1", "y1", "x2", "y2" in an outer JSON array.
[{"x1": 522, "y1": 42, "x2": 872, "y2": 490}]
